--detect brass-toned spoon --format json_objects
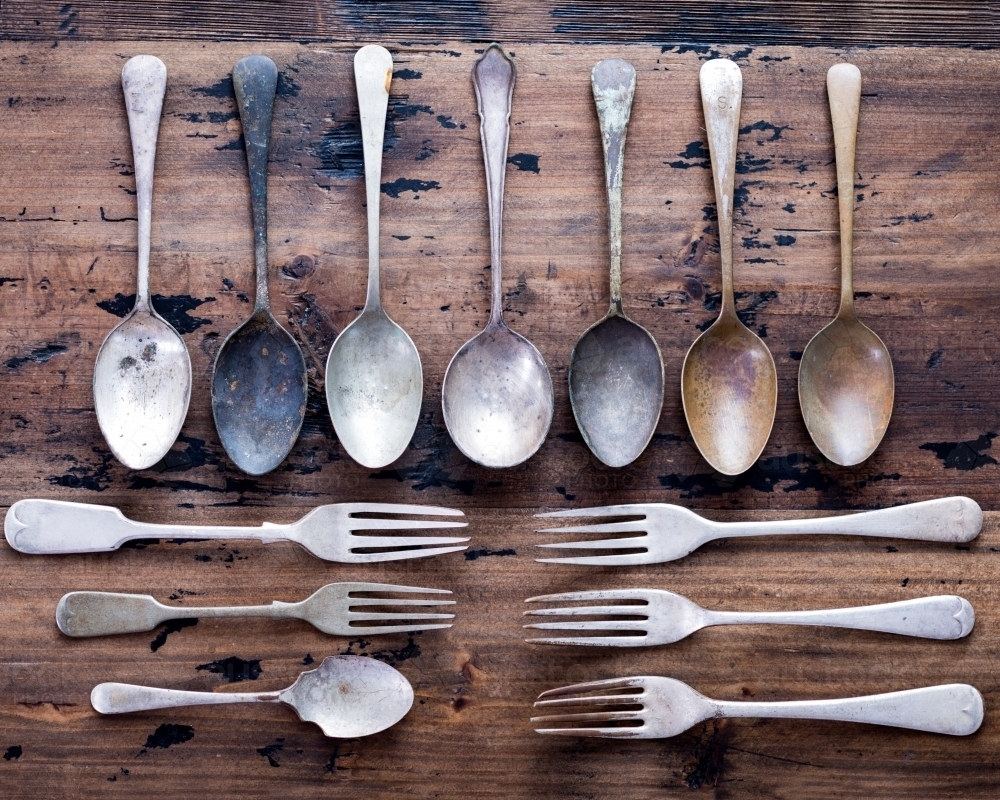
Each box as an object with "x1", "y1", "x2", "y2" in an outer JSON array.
[
  {"x1": 681, "y1": 59, "x2": 777, "y2": 476},
  {"x1": 799, "y1": 63, "x2": 894, "y2": 465}
]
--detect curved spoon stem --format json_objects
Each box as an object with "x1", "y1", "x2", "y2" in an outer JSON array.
[
  {"x1": 828, "y1": 63, "x2": 861, "y2": 319},
  {"x1": 592, "y1": 59, "x2": 636, "y2": 316},
  {"x1": 473, "y1": 44, "x2": 515, "y2": 328},
  {"x1": 233, "y1": 55, "x2": 278, "y2": 314},
  {"x1": 92, "y1": 683, "x2": 280, "y2": 714},
  {"x1": 699, "y1": 59, "x2": 742, "y2": 321},
  {"x1": 355, "y1": 45, "x2": 393, "y2": 313},
  {"x1": 121, "y1": 55, "x2": 166, "y2": 315}
]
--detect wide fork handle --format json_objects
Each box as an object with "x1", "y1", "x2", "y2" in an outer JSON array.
[
  {"x1": 92, "y1": 683, "x2": 279, "y2": 714},
  {"x1": 714, "y1": 684, "x2": 983, "y2": 736}
]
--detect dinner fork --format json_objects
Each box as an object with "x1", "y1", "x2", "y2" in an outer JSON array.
[
  {"x1": 5, "y1": 499, "x2": 468, "y2": 562},
  {"x1": 57, "y1": 582, "x2": 455, "y2": 637},
  {"x1": 535, "y1": 496, "x2": 980, "y2": 565},
  {"x1": 524, "y1": 589, "x2": 974, "y2": 645},
  {"x1": 532, "y1": 676, "x2": 984, "y2": 738}
]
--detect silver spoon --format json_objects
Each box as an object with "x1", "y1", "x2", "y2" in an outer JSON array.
[
  {"x1": 91, "y1": 655, "x2": 413, "y2": 739},
  {"x1": 325, "y1": 46, "x2": 424, "y2": 469},
  {"x1": 568, "y1": 59, "x2": 663, "y2": 468},
  {"x1": 93, "y1": 55, "x2": 192, "y2": 470},
  {"x1": 211, "y1": 55, "x2": 308, "y2": 475},
  {"x1": 442, "y1": 44, "x2": 554, "y2": 468}
]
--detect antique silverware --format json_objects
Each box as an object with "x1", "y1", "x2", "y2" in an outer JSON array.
[
  {"x1": 567, "y1": 59, "x2": 663, "y2": 468},
  {"x1": 441, "y1": 43, "x2": 554, "y2": 468},
  {"x1": 211, "y1": 55, "x2": 308, "y2": 475},
  {"x1": 58, "y1": 582, "x2": 455, "y2": 637},
  {"x1": 93, "y1": 55, "x2": 192, "y2": 470},
  {"x1": 92, "y1": 655, "x2": 413, "y2": 738},
  {"x1": 326, "y1": 46, "x2": 423, "y2": 469},
  {"x1": 681, "y1": 58, "x2": 777, "y2": 476},
  {"x1": 535, "y1": 496, "x2": 981, "y2": 565},
  {"x1": 524, "y1": 589, "x2": 974, "y2": 645},
  {"x1": 799, "y1": 63, "x2": 894, "y2": 466},
  {"x1": 5, "y1": 498, "x2": 468, "y2": 561},
  {"x1": 532, "y1": 677, "x2": 983, "y2": 738}
]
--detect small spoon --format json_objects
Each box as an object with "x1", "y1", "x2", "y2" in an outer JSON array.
[
  {"x1": 325, "y1": 46, "x2": 423, "y2": 469},
  {"x1": 568, "y1": 59, "x2": 664, "y2": 468},
  {"x1": 91, "y1": 655, "x2": 413, "y2": 739},
  {"x1": 799, "y1": 63, "x2": 894, "y2": 465},
  {"x1": 93, "y1": 55, "x2": 192, "y2": 470},
  {"x1": 211, "y1": 55, "x2": 308, "y2": 475},
  {"x1": 681, "y1": 59, "x2": 777, "y2": 476},
  {"x1": 442, "y1": 44, "x2": 554, "y2": 468}
]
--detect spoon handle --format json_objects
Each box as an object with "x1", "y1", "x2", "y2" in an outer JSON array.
[
  {"x1": 699, "y1": 59, "x2": 742, "y2": 319},
  {"x1": 232, "y1": 55, "x2": 278, "y2": 313},
  {"x1": 92, "y1": 683, "x2": 280, "y2": 714},
  {"x1": 592, "y1": 59, "x2": 636, "y2": 314},
  {"x1": 828, "y1": 63, "x2": 861, "y2": 317},
  {"x1": 354, "y1": 45, "x2": 393, "y2": 312},
  {"x1": 121, "y1": 55, "x2": 166, "y2": 314},
  {"x1": 473, "y1": 44, "x2": 515, "y2": 327}
]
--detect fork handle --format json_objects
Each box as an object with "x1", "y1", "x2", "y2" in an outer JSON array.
[
  {"x1": 714, "y1": 684, "x2": 983, "y2": 736},
  {"x1": 704, "y1": 595, "x2": 974, "y2": 640},
  {"x1": 711, "y1": 496, "x2": 981, "y2": 543}
]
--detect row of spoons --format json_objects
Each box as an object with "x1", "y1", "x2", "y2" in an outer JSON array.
[{"x1": 94, "y1": 48, "x2": 893, "y2": 480}]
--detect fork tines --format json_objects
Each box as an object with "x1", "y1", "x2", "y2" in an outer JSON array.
[
  {"x1": 532, "y1": 677, "x2": 646, "y2": 737},
  {"x1": 345, "y1": 582, "x2": 457, "y2": 635},
  {"x1": 534, "y1": 505, "x2": 651, "y2": 566},
  {"x1": 524, "y1": 590, "x2": 649, "y2": 646},
  {"x1": 346, "y1": 503, "x2": 469, "y2": 561}
]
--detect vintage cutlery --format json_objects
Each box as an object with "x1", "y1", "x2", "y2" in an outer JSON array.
[
  {"x1": 5, "y1": 498, "x2": 468, "y2": 561},
  {"x1": 568, "y1": 59, "x2": 664, "y2": 468},
  {"x1": 681, "y1": 58, "x2": 777, "y2": 476},
  {"x1": 326, "y1": 46, "x2": 423, "y2": 469},
  {"x1": 93, "y1": 55, "x2": 192, "y2": 470},
  {"x1": 799, "y1": 63, "x2": 894, "y2": 466},
  {"x1": 441, "y1": 43, "x2": 554, "y2": 468},
  {"x1": 532, "y1": 677, "x2": 983, "y2": 738},
  {"x1": 525, "y1": 589, "x2": 974, "y2": 645},
  {"x1": 212, "y1": 55, "x2": 308, "y2": 475},
  {"x1": 58, "y1": 582, "x2": 455, "y2": 637},
  {"x1": 535, "y1": 496, "x2": 981, "y2": 565},
  {"x1": 92, "y1": 655, "x2": 412, "y2": 739}
]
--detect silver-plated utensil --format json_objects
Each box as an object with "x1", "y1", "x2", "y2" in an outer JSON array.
[
  {"x1": 94, "y1": 55, "x2": 192, "y2": 470},
  {"x1": 211, "y1": 55, "x2": 308, "y2": 475},
  {"x1": 92, "y1": 655, "x2": 413, "y2": 739},
  {"x1": 532, "y1": 677, "x2": 983, "y2": 738},
  {"x1": 326, "y1": 46, "x2": 423, "y2": 469},
  {"x1": 568, "y1": 59, "x2": 663, "y2": 468},
  {"x1": 5, "y1": 498, "x2": 468, "y2": 562},
  {"x1": 524, "y1": 589, "x2": 974, "y2": 645},
  {"x1": 58, "y1": 582, "x2": 455, "y2": 637},
  {"x1": 535, "y1": 496, "x2": 981, "y2": 565},
  {"x1": 441, "y1": 43, "x2": 554, "y2": 468}
]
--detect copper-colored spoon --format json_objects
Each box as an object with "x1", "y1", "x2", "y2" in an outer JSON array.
[
  {"x1": 799, "y1": 63, "x2": 894, "y2": 466},
  {"x1": 681, "y1": 59, "x2": 777, "y2": 476}
]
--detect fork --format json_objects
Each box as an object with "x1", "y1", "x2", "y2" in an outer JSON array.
[
  {"x1": 524, "y1": 589, "x2": 974, "y2": 645},
  {"x1": 5, "y1": 499, "x2": 468, "y2": 562},
  {"x1": 535, "y1": 496, "x2": 981, "y2": 565},
  {"x1": 532, "y1": 676, "x2": 984, "y2": 738},
  {"x1": 57, "y1": 582, "x2": 455, "y2": 637}
]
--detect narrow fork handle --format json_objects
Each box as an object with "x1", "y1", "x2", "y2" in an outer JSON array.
[
  {"x1": 92, "y1": 683, "x2": 279, "y2": 714},
  {"x1": 714, "y1": 684, "x2": 983, "y2": 736}
]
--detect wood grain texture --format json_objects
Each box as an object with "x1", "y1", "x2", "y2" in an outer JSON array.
[{"x1": 0, "y1": 39, "x2": 999, "y2": 798}]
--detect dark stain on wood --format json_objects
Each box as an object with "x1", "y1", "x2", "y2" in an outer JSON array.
[
  {"x1": 196, "y1": 656, "x2": 262, "y2": 682},
  {"x1": 149, "y1": 618, "x2": 199, "y2": 652},
  {"x1": 256, "y1": 738, "x2": 284, "y2": 767},
  {"x1": 142, "y1": 724, "x2": 194, "y2": 750},
  {"x1": 465, "y1": 548, "x2": 517, "y2": 560},
  {"x1": 920, "y1": 433, "x2": 998, "y2": 470},
  {"x1": 96, "y1": 293, "x2": 216, "y2": 335}
]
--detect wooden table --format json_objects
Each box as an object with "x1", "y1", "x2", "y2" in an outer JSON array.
[{"x1": 2, "y1": 4, "x2": 1000, "y2": 798}]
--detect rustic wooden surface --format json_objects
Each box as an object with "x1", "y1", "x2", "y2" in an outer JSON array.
[{"x1": 2, "y1": 30, "x2": 1000, "y2": 800}]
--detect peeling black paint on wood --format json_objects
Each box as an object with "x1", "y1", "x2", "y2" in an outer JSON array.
[
  {"x1": 196, "y1": 656, "x2": 262, "y2": 682},
  {"x1": 920, "y1": 434, "x2": 998, "y2": 470},
  {"x1": 149, "y1": 618, "x2": 198, "y2": 652},
  {"x1": 142, "y1": 724, "x2": 194, "y2": 750},
  {"x1": 660, "y1": 454, "x2": 829, "y2": 498},
  {"x1": 3, "y1": 745, "x2": 22, "y2": 761},
  {"x1": 341, "y1": 635, "x2": 420, "y2": 666},
  {"x1": 257, "y1": 738, "x2": 284, "y2": 767},
  {"x1": 96, "y1": 293, "x2": 216, "y2": 335},
  {"x1": 465, "y1": 548, "x2": 516, "y2": 560}
]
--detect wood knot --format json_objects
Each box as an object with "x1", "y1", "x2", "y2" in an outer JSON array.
[{"x1": 283, "y1": 254, "x2": 315, "y2": 280}]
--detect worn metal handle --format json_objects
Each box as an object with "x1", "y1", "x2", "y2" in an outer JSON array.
[
  {"x1": 121, "y1": 55, "x2": 166, "y2": 314},
  {"x1": 232, "y1": 54, "x2": 278, "y2": 313},
  {"x1": 591, "y1": 58, "x2": 636, "y2": 315},
  {"x1": 472, "y1": 43, "x2": 515, "y2": 327},
  {"x1": 92, "y1": 683, "x2": 278, "y2": 714},
  {"x1": 828, "y1": 62, "x2": 861, "y2": 317}
]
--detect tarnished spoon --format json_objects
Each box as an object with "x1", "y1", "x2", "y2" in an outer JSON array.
[
  {"x1": 799, "y1": 63, "x2": 894, "y2": 466},
  {"x1": 442, "y1": 44, "x2": 554, "y2": 468},
  {"x1": 681, "y1": 59, "x2": 777, "y2": 476},
  {"x1": 211, "y1": 55, "x2": 308, "y2": 475},
  {"x1": 568, "y1": 58, "x2": 663, "y2": 468},
  {"x1": 325, "y1": 45, "x2": 423, "y2": 469},
  {"x1": 93, "y1": 55, "x2": 192, "y2": 470},
  {"x1": 91, "y1": 655, "x2": 412, "y2": 739}
]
